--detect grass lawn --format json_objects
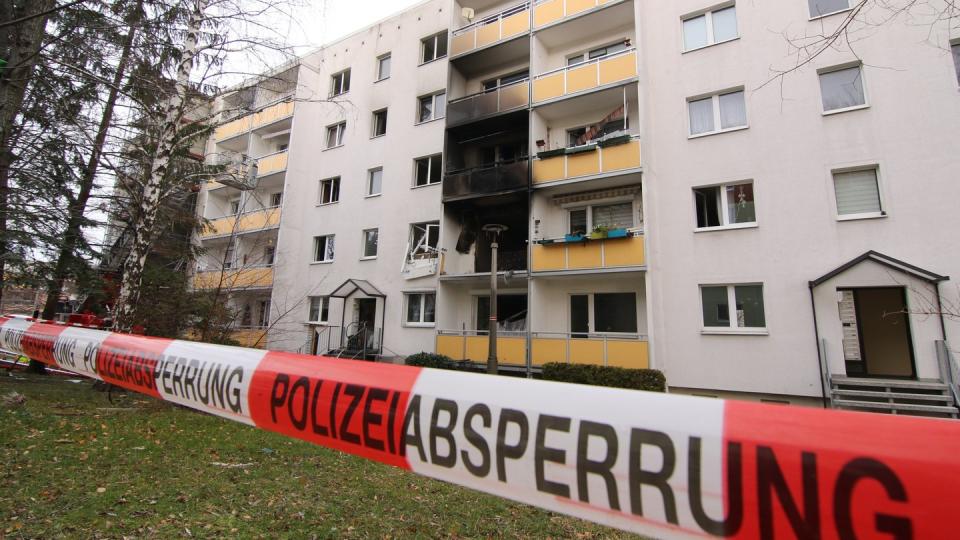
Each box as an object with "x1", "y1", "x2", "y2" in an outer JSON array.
[{"x1": 0, "y1": 373, "x2": 636, "y2": 539}]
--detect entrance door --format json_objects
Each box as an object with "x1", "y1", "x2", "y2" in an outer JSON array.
[
  {"x1": 356, "y1": 298, "x2": 378, "y2": 349},
  {"x1": 838, "y1": 288, "x2": 916, "y2": 378}
]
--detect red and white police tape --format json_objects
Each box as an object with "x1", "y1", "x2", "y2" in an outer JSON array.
[{"x1": 4, "y1": 315, "x2": 959, "y2": 538}]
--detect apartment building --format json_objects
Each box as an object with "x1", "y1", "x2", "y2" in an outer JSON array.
[{"x1": 195, "y1": 0, "x2": 960, "y2": 411}]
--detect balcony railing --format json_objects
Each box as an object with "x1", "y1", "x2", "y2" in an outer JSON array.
[
  {"x1": 532, "y1": 49, "x2": 637, "y2": 103},
  {"x1": 442, "y1": 158, "x2": 529, "y2": 200},
  {"x1": 447, "y1": 79, "x2": 529, "y2": 126},
  {"x1": 194, "y1": 266, "x2": 274, "y2": 290},
  {"x1": 531, "y1": 231, "x2": 644, "y2": 272},
  {"x1": 436, "y1": 331, "x2": 528, "y2": 365},
  {"x1": 532, "y1": 136, "x2": 640, "y2": 184},
  {"x1": 200, "y1": 206, "x2": 281, "y2": 239},
  {"x1": 214, "y1": 99, "x2": 294, "y2": 141},
  {"x1": 532, "y1": 0, "x2": 615, "y2": 28},
  {"x1": 451, "y1": 3, "x2": 530, "y2": 57},
  {"x1": 531, "y1": 332, "x2": 648, "y2": 369},
  {"x1": 256, "y1": 150, "x2": 288, "y2": 177}
]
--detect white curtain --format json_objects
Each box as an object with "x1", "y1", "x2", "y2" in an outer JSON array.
[
  {"x1": 719, "y1": 91, "x2": 746, "y2": 129},
  {"x1": 688, "y1": 97, "x2": 714, "y2": 135},
  {"x1": 712, "y1": 7, "x2": 738, "y2": 42},
  {"x1": 819, "y1": 67, "x2": 865, "y2": 111},
  {"x1": 682, "y1": 15, "x2": 707, "y2": 50}
]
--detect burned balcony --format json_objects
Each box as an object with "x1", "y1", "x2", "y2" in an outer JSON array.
[
  {"x1": 442, "y1": 158, "x2": 529, "y2": 201},
  {"x1": 447, "y1": 79, "x2": 529, "y2": 127}
]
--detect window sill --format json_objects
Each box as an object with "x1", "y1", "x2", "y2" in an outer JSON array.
[
  {"x1": 370, "y1": 134, "x2": 386, "y2": 140},
  {"x1": 701, "y1": 328, "x2": 769, "y2": 336},
  {"x1": 322, "y1": 144, "x2": 344, "y2": 151},
  {"x1": 837, "y1": 211, "x2": 886, "y2": 222},
  {"x1": 403, "y1": 322, "x2": 436, "y2": 329},
  {"x1": 316, "y1": 201, "x2": 339, "y2": 207},
  {"x1": 329, "y1": 91, "x2": 349, "y2": 99},
  {"x1": 411, "y1": 181, "x2": 441, "y2": 190},
  {"x1": 682, "y1": 36, "x2": 740, "y2": 55},
  {"x1": 310, "y1": 260, "x2": 334, "y2": 265},
  {"x1": 305, "y1": 321, "x2": 330, "y2": 326},
  {"x1": 822, "y1": 104, "x2": 869, "y2": 116},
  {"x1": 688, "y1": 125, "x2": 748, "y2": 139},
  {"x1": 418, "y1": 56, "x2": 447, "y2": 67},
  {"x1": 808, "y1": 7, "x2": 853, "y2": 21},
  {"x1": 360, "y1": 256, "x2": 378, "y2": 261},
  {"x1": 694, "y1": 222, "x2": 758, "y2": 233},
  {"x1": 374, "y1": 77, "x2": 389, "y2": 83},
  {"x1": 365, "y1": 193, "x2": 382, "y2": 199},
  {"x1": 415, "y1": 116, "x2": 445, "y2": 126}
]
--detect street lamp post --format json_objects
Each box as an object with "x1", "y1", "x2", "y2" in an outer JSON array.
[{"x1": 482, "y1": 224, "x2": 508, "y2": 375}]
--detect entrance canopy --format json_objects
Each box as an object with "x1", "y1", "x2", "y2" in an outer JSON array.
[
  {"x1": 328, "y1": 278, "x2": 386, "y2": 299},
  {"x1": 809, "y1": 250, "x2": 948, "y2": 288}
]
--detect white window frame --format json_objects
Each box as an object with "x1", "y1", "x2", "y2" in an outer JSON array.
[
  {"x1": 313, "y1": 234, "x2": 335, "y2": 263},
  {"x1": 361, "y1": 228, "x2": 379, "y2": 259},
  {"x1": 330, "y1": 69, "x2": 350, "y2": 97},
  {"x1": 681, "y1": 3, "x2": 739, "y2": 52},
  {"x1": 308, "y1": 296, "x2": 330, "y2": 324},
  {"x1": 376, "y1": 53, "x2": 391, "y2": 81},
  {"x1": 818, "y1": 63, "x2": 869, "y2": 115},
  {"x1": 808, "y1": 0, "x2": 851, "y2": 20},
  {"x1": 325, "y1": 122, "x2": 346, "y2": 149},
  {"x1": 413, "y1": 154, "x2": 442, "y2": 187},
  {"x1": 257, "y1": 299, "x2": 271, "y2": 328},
  {"x1": 317, "y1": 176, "x2": 340, "y2": 205},
  {"x1": 563, "y1": 197, "x2": 638, "y2": 234},
  {"x1": 420, "y1": 32, "x2": 448, "y2": 65},
  {"x1": 410, "y1": 221, "x2": 440, "y2": 254},
  {"x1": 223, "y1": 240, "x2": 236, "y2": 270},
  {"x1": 831, "y1": 165, "x2": 886, "y2": 222},
  {"x1": 566, "y1": 40, "x2": 631, "y2": 66},
  {"x1": 366, "y1": 167, "x2": 383, "y2": 197},
  {"x1": 699, "y1": 283, "x2": 768, "y2": 335},
  {"x1": 692, "y1": 180, "x2": 758, "y2": 232},
  {"x1": 371, "y1": 108, "x2": 387, "y2": 138},
  {"x1": 567, "y1": 292, "x2": 640, "y2": 337},
  {"x1": 404, "y1": 292, "x2": 436, "y2": 327},
  {"x1": 952, "y1": 40, "x2": 960, "y2": 87},
  {"x1": 416, "y1": 91, "x2": 446, "y2": 124},
  {"x1": 687, "y1": 87, "x2": 748, "y2": 138},
  {"x1": 270, "y1": 192, "x2": 283, "y2": 207}
]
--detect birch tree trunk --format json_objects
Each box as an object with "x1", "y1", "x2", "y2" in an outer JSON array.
[{"x1": 113, "y1": 0, "x2": 208, "y2": 331}]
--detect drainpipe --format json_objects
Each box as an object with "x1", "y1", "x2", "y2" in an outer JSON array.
[{"x1": 809, "y1": 283, "x2": 829, "y2": 409}]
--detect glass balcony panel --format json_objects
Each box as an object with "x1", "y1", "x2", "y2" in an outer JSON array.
[
  {"x1": 442, "y1": 159, "x2": 529, "y2": 200},
  {"x1": 447, "y1": 81, "x2": 529, "y2": 126}
]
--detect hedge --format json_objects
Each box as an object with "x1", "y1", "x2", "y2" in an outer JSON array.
[
  {"x1": 540, "y1": 363, "x2": 666, "y2": 392},
  {"x1": 404, "y1": 352, "x2": 474, "y2": 371}
]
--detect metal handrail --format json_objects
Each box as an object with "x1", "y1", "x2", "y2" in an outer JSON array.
[
  {"x1": 206, "y1": 204, "x2": 281, "y2": 224},
  {"x1": 445, "y1": 156, "x2": 530, "y2": 175},
  {"x1": 448, "y1": 77, "x2": 529, "y2": 104},
  {"x1": 452, "y1": 2, "x2": 530, "y2": 35},
  {"x1": 533, "y1": 47, "x2": 636, "y2": 79},
  {"x1": 531, "y1": 331, "x2": 648, "y2": 341}
]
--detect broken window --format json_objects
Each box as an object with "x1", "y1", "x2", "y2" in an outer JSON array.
[
  {"x1": 410, "y1": 221, "x2": 440, "y2": 257},
  {"x1": 313, "y1": 235, "x2": 335, "y2": 262},
  {"x1": 318, "y1": 177, "x2": 340, "y2": 204}
]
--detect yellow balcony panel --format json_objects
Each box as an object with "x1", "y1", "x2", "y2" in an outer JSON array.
[
  {"x1": 231, "y1": 328, "x2": 268, "y2": 349},
  {"x1": 436, "y1": 335, "x2": 526, "y2": 365},
  {"x1": 566, "y1": 149, "x2": 601, "y2": 178},
  {"x1": 465, "y1": 336, "x2": 488, "y2": 362},
  {"x1": 215, "y1": 115, "x2": 251, "y2": 141},
  {"x1": 534, "y1": 0, "x2": 564, "y2": 27},
  {"x1": 252, "y1": 100, "x2": 294, "y2": 129},
  {"x1": 598, "y1": 51, "x2": 637, "y2": 86},
  {"x1": 567, "y1": 241, "x2": 603, "y2": 269},
  {"x1": 606, "y1": 340, "x2": 648, "y2": 369},
  {"x1": 194, "y1": 267, "x2": 274, "y2": 290},
  {"x1": 451, "y1": 29, "x2": 476, "y2": 56},
  {"x1": 603, "y1": 235, "x2": 645, "y2": 267},
  {"x1": 532, "y1": 155, "x2": 565, "y2": 184},
  {"x1": 531, "y1": 244, "x2": 565, "y2": 272},
  {"x1": 201, "y1": 207, "x2": 281, "y2": 239},
  {"x1": 436, "y1": 334, "x2": 464, "y2": 359},
  {"x1": 533, "y1": 72, "x2": 564, "y2": 103},
  {"x1": 566, "y1": 0, "x2": 597, "y2": 18},
  {"x1": 532, "y1": 338, "x2": 566, "y2": 366},
  {"x1": 476, "y1": 21, "x2": 501, "y2": 48},
  {"x1": 569, "y1": 339, "x2": 603, "y2": 365},
  {"x1": 601, "y1": 139, "x2": 641, "y2": 173},
  {"x1": 501, "y1": 10, "x2": 530, "y2": 38},
  {"x1": 566, "y1": 64, "x2": 598, "y2": 94},
  {"x1": 257, "y1": 151, "x2": 287, "y2": 176},
  {"x1": 500, "y1": 81, "x2": 529, "y2": 110}
]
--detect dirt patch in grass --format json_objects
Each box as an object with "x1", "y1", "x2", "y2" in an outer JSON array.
[{"x1": 0, "y1": 373, "x2": 637, "y2": 538}]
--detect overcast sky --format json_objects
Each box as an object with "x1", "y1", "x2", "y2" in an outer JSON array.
[{"x1": 284, "y1": 0, "x2": 427, "y2": 53}]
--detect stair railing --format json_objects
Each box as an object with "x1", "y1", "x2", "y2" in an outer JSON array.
[{"x1": 936, "y1": 340, "x2": 960, "y2": 409}]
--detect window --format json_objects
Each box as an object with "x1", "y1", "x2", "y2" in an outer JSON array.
[
  {"x1": 418, "y1": 91, "x2": 446, "y2": 123},
  {"x1": 570, "y1": 293, "x2": 638, "y2": 335},
  {"x1": 410, "y1": 221, "x2": 440, "y2": 256},
  {"x1": 482, "y1": 70, "x2": 529, "y2": 92},
  {"x1": 819, "y1": 65, "x2": 866, "y2": 113},
  {"x1": 567, "y1": 41, "x2": 630, "y2": 66},
  {"x1": 372, "y1": 109, "x2": 387, "y2": 137},
  {"x1": 361, "y1": 228, "x2": 379, "y2": 259},
  {"x1": 264, "y1": 245, "x2": 275, "y2": 266},
  {"x1": 688, "y1": 89, "x2": 746, "y2": 136},
  {"x1": 567, "y1": 127, "x2": 587, "y2": 147},
  {"x1": 808, "y1": 0, "x2": 849, "y2": 18},
  {"x1": 833, "y1": 168, "x2": 882, "y2": 218},
  {"x1": 568, "y1": 202, "x2": 635, "y2": 235},
  {"x1": 414, "y1": 154, "x2": 442, "y2": 187},
  {"x1": 330, "y1": 69, "x2": 350, "y2": 97},
  {"x1": 318, "y1": 177, "x2": 340, "y2": 204},
  {"x1": 270, "y1": 192, "x2": 282, "y2": 207},
  {"x1": 308, "y1": 296, "x2": 329, "y2": 323},
  {"x1": 223, "y1": 241, "x2": 235, "y2": 269},
  {"x1": 326, "y1": 122, "x2": 346, "y2": 148},
  {"x1": 421, "y1": 32, "x2": 448, "y2": 64},
  {"x1": 313, "y1": 235, "x2": 335, "y2": 263},
  {"x1": 377, "y1": 53, "x2": 391, "y2": 81},
  {"x1": 405, "y1": 293, "x2": 436, "y2": 325},
  {"x1": 701, "y1": 284, "x2": 766, "y2": 330},
  {"x1": 257, "y1": 300, "x2": 271, "y2": 328},
  {"x1": 953, "y1": 42, "x2": 960, "y2": 85},
  {"x1": 229, "y1": 197, "x2": 241, "y2": 215},
  {"x1": 693, "y1": 181, "x2": 756, "y2": 229},
  {"x1": 683, "y1": 5, "x2": 738, "y2": 51},
  {"x1": 366, "y1": 168, "x2": 383, "y2": 197}
]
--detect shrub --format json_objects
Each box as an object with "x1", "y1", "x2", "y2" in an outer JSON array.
[
  {"x1": 404, "y1": 352, "x2": 458, "y2": 370},
  {"x1": 540, "y1": 363, "x2": 666, "y2": 392}
]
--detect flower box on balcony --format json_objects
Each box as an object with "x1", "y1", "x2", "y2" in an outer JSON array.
[
  {"x1": 606, "y1": 227, "x2": 629, "y2": 239},
  {"x1": 537, "y1": 148, "x2": 565, "y2": 159},
  {"x1": 564, "y1": 233, "x2": 586, "y2": 243},
  {"x1": 597, "y1": 134, "x2": 632, "y2": 148},
  {"x1": 565, "y1": 144, "x2": 597, "y2": 155}
]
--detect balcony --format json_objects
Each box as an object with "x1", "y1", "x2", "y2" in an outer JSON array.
[
  {"x1": 442, "y1": 158, "x2": 529, "y2": 201},
  {"x1": 532, "y1": 137, "x2": 640, "y2": 185},
  {"x1": 200, "y1": 207, "x2": 281, "y2": 239},
  {"x1": 194, "y1": 266, "x2": 274, "y2": 290},
  {"x1": 257, "y1": 150, "x2": 288, "y2": 177},
  {"x1": 214, "y1": 99, "x2": 294, "y2": 141},
  {"x1": 447, "y1": 80, "x2": 529, "y2": 126},
  {"x1": 435, "y1": 331, "x2": 527, "y2": 365},
  {"x1": 451, "y1": 3, "x2": 530, "y2": 57},
  {"x1": 533, "y1": 0, "x2": 619, "y2": 29},
  {"x1": 531, "y1": 232, "x2": 644, "y2": 272},
  {"x1": 231, "y1": 328, "x2": 268, "y2": 349},
  {"x1": 531, "y1": 333, "x2": 648, "y2": 369},
  {"x1": 532, "y1": 49, "x2": 637, "y2": 104}
]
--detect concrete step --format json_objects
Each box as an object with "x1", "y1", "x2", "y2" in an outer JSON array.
[
  {"x1": 831, "y1": 376, "x2": 948, "y2": 391},
  {"x1": 832, "y1": 399, "x2": 958, "y2": 417},
  {"x1": 831, "y1": 389, "x2": 954, "y2": 402}
]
